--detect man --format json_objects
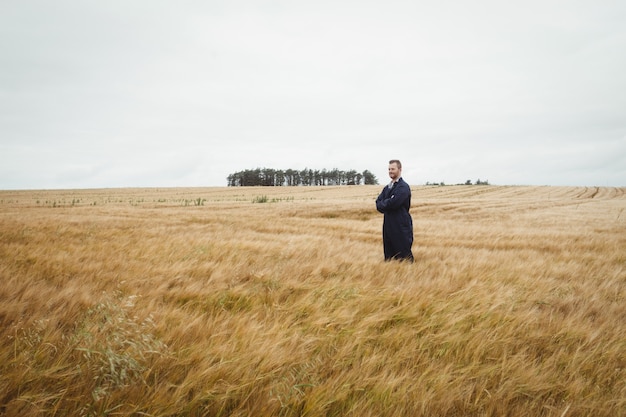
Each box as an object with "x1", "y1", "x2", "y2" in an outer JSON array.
[{"x1": 375, "y1": 160, "x2": 414, "y2": 262}]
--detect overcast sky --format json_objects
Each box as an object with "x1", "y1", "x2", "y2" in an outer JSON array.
[{"x1": 1, "y1": 0, "x2": 625, "y2": 189}]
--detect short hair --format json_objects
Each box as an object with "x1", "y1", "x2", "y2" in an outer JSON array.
[{"x1": 389, "y1": 159, "x2": 402, "y2": 169}]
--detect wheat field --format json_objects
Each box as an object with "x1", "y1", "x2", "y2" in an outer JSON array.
[{"x1": 1, "y1": 185, "x2": 624, "y2": 416}]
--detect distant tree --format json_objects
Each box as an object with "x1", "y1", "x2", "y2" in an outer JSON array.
[
  {"x1": 275, "y1": 170, "x2": 282, "y2": 186},
  {"x1": 242, "y1": 170, "x2": 255, "y2": 186},
  {"x1": 346, "y1": 169, "x2": 358, "y2": 185},
  {"x1": 362, "y1": 170, "x2": 378, "y2": 185},
  {"x1": 285, "y1": 169, "x2": 296, "y2": 186},
  {"x1": 300, "y1": 168, "x2": 313, "y2": 186},
  {"x1": 320, "y1": 168, "x2": 328, "y2": 186}
]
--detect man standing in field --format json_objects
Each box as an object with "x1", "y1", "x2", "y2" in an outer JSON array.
[{"x1": 375, "y1": 159, "x2": 414, "y2": 262}]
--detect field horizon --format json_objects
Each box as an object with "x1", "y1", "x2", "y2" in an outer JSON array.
[{"x1": 1, "y1": 185, "x2": 624, "y2": 416}]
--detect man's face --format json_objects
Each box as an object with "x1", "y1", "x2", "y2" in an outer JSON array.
[{"x1": 388, "y1": 163, "x2": 401, "y2": 181}]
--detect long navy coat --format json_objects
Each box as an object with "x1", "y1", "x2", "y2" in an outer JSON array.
[{"x1": 375, "y1": 178, "x2": 414, "y2": 261}]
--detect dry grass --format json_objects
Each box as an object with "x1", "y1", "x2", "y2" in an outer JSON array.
[{"x1": 1, "y1": 185, "x2": 624, "y2": 416}]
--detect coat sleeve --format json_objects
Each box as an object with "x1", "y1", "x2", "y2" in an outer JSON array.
[
  {"x1": 376, "y1": 183, "x2": 409, "y2": 213},
  {"x1": 375, "y1": 189, "x2": 385, "y2": 213}
]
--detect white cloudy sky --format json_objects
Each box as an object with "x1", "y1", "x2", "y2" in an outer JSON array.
[{"x1": 1, "y1": 0, "x2": 625, "y2": 189}]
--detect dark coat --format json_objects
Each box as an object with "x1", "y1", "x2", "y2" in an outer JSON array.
[{"x1": 375, "y1": 178, "x2": 414, "y2": 261}]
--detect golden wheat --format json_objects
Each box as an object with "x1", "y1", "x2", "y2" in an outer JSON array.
[{"x1": 1, "y1": 185, "x2": 624, "y2": 416}]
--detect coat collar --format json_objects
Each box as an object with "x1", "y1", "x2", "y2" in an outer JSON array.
[{"x1": 388, "y1": 177, "x2": 403, "y2": 188}]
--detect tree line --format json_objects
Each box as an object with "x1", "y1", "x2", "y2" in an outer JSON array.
[{"x1": 227, "y1": 168, "x2": 379, "y2": 187}]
